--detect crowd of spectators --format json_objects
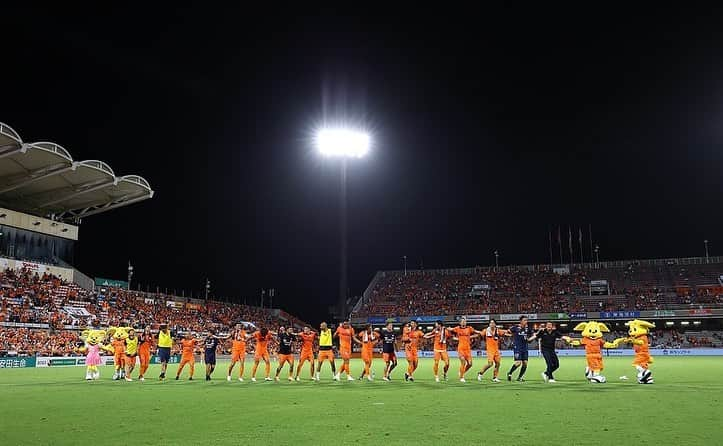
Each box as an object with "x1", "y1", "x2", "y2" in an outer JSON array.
[{"x1": 355, "y1": 264, "x2": 723, "y2": 318}]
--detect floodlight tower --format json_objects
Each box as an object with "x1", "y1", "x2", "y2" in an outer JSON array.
[{"x1": 315, "y1": 127, "x2": 370, "y2": 318}]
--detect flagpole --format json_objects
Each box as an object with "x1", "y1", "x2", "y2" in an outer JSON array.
[
  {"x1": 589, "y1": 224, "x2": 593, "y2": 263},
  {"x1": 579, "y1": 227, "x2": 584, "y2": 265},
  {"x1": 568, "y1": 226, "x2": 573, "y2": 265},
  {"x1": 558, "y1": 226, "x2": 563, "y2": 264},
  {"x1": 548, "y1": 226, "x2": 553, "y2": 265}
]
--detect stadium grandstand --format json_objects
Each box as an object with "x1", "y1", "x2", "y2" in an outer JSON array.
[
  {"x1": 349, "y1": 256, "x2": 723, "y2": 350},
  {"x1": 0, "y1": 122, "x2": 311, "y2": 359}
]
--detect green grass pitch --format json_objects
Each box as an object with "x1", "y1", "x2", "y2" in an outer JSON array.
[{"x1": 1, "y1": 356, "x2": 722, "y2": 445}]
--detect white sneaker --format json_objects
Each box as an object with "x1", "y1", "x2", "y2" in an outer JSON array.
[
  {"x1": 251, "y1": 377, "x2": 257, "y2": 382},
  {"x1": 334, "y1": 374, "x2": 340, "y2": 381},
  {"x1": 125, "y1": 377, "x2": 133, "y2": 382},
  {"x1": 265, "y1": 377, "x2": 273, "y2": 381},
  {"x1": 288, "y1": 377, "x2": 294, "y2": 381},
  {"x1": 85, "y1": 373, "x2": 92, "y2": 380},
  {"x1": 460, "y1": 378, "x2": 466, "y2": 383},
  {"x1": 139, "y1": 377, "x2": 145, "y2": 382},
  {"x1": 541, "y1": 372, "x2": 549, "y2": 383},
  {"x1": 274, "y1": 377, "x2": 280, "y2": 382},
  {"x1": 227, "y1": 376, "x2": 231, "y2": 382},
  {"x1": 548, "y1": 379, "x2": 557, "y2": 383},
  {"x1": 238, "y1": 377, "x2": 244, "y2": 382},
  {"x1": 347, "y1": 376, "x2": 355, "y2": 381},
  {"x1": 367, "y1": 376, "x2": 373, "y2": 382},
  {"x1": 382, "y1": 376, "x2": 390, "y2": 381},
  {"x1": 477, "y1": 373, "x2": 483, "y2": 382},
  {"x1": 492, "y1": 378, "x2": 500, "y2": 383},
  {"x1": 435, "y1": 376, "x2": 440, "y2": 383},
  {"x1": 314, "y1": 373, "x2": 320, "y2": 381},
  {"x1": 295, "y1": 377, "x2": 300, "y2": 382}
]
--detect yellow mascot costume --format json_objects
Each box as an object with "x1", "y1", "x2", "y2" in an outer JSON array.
[
  {"x1": 564, "y1": 321, "x2": 622, "y2": 383},
  {"x1": 616, "y1": 319, "x2": 655, "y2": 384}
]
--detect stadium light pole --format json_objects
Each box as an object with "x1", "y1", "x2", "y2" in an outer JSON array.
[
  {"x1": 315, "y1": 127, "x2": 371, "y2": 319},
  {"x1": 594, "y1": 245, "x2": 600, "y2": 265},
  {"x1": 494, "y1": 250, "x2": 499, "y2": 269},
  {"x1": 704, "y1": 240, "x2": 709, "y2": 263},
  {"x1": 403, "y1": 255, "x2": 407, "y2": 276},
  {"x1": 127, "y1": 261, "x2": 133, "y2": 291}
]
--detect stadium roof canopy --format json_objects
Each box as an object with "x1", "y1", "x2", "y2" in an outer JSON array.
[{"x1": 0, "y1": 122, "x2": 153, "y2": 223}]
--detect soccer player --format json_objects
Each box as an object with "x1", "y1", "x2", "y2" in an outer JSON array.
[
  {"x1": 111, "y1": 331, "x2": 126, "y2": 380},
  {"x1": 353, "y1": 324, "x2": 378, "y2": 381},
  {"x1": 227, "y1": 325, "x2": 251, "y2": 381},
  {"x1": 275, "y1": 326, "x2": 296, "y2": 382},
  {"x1": 203, "y1": 329, "x2": 229, "y2": 381},
  {"x1": 476, "y1": 319, "x2": 510, "y2": 383},
  {"x1": 334, "y1": 320, "x2": 356, "y2": 381},
  {"x1": 424, "y1": 320, "x2": 451, "y2": 382},
  {"x1": 380, "y1": 322, "x2": 397, "y2": 381},
  {"x1": 315, "y1": 322, "x2": 339, "y2": 381},
  {"x1": 251, "y1": 327, "x2": 275, "y2": 382},
  {"x1": 402, "y1": 320, "x2": 424, "y2": 381},
  {"x1": 507, "y1": 315, "x2": 536, "y2": 382},
  {"x1": 294, "y1": 326, "x2": 316, "y2": 381},
  {"x1": 123, "y1": 329, "x2": 139, "y2": 382},
  {"x1": 137, "y1": 326, "x2": 152, "y2": 381},
  {"x1": 450, "y1": 316, "x2": 479, "y2": 382},
  {"x1": 176, "y1": 332, "x2": 198, "y2": 380},
  {"x1": 157, "y1": 323, "x2": 173, "y2": 380},
  {"x1": 536, "y1": 322, "x2": 563, "y2": 383}
]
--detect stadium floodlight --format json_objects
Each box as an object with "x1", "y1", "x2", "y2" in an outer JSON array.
[{"x1": 315, "y1": 128, "x2": 370, "y2": 158}]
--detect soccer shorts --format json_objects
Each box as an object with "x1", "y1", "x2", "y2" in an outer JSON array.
[
  {"x1": 382, "y1": 352, "x2": 396, "y2": 362},
  {"x1": 204, "y1": 352, "x2": 217, "y2": 365},
  {"x1": 586, "y1": 354, "x2": 603, "y2": 371},
  {"x1": 299, "y1": 351, "x2": 314, "y2": 363},
  {"x1": 157, "y1": 347, "x2": 171, "y2": 363},
  {"x1": 124, "y1": 354, "x2": 137, "y2": 366},
  {"x1": 458, "y1": 349, "x2": 472, "y2": 362},
  {"x1": 513, "y1": 350, "x2": 529, "y2": 361},
  {"x1": 138, "y1": 351, "x2": 150, "y2": 366},
  {"x1": 486, "y1": 351, "x2": 501, "y2": 363},
  {"x1": 231, "y1": 350, "x2": 245, "y2": 362},
  {"x1": 254, "y1": 352, "x2": 270, "y2": 361},
  {"x1": 340, "y1": 348, "x2": 352, "y2": 360},
  {"x1": 317, "y1": 350, "x2": 334, "y2": 362},
  {"x1": 434, "y1": 350, "x2": 449, "y2": 361},
  {"x1": 179, "y1": 356, "x2": 194, "y2": 368},
  {"x1": 361, "y1": 350, "x2": 373, "y2": 362},
  {"x1": 405, "y1": 350, "x2": 418, "y2": 362},
  {"x1": 278, "y1": 354, "x2": 294, "y2": 364},
  {"x1": 114, "y1": 352, "x2": 125, "y2": 366}
]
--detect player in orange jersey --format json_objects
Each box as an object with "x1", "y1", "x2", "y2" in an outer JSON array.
[
  {"x1": 334, "y1": 320, "x2": 356, "y2": 381},
  {"x1": 476, "y1": 319, "x2": 510, "y2": 383},
  {"x1": 175, "y1": 332, "x2": 198, "y2": 380},
  {"x1": 353, "y1": 324, "x2": 378, "y2": 381},
  {"x1": 137, "y1": 326, "x2": 153, "y2": 381},
  {"x1": 294, "y1": 326, "x2": 316, "y2": 381},
  {"x1": 227, "y1": 325, "x2": 252, "y2": 382},
  {"x1": 111, "y1": 333, "x2": 126, "y2": 380},
  {"x1": 250, "y1": 327, "x2": 276, "y2": 382},
  {"x1": 423, "y1": 320, "x2": 452, "y2": 382},
  {"x1": 402, "y1": 320, "x2": 425, "y2": 382},
  {"x1": 450, "y1": 317, "x2": 480, "y2": 382}
]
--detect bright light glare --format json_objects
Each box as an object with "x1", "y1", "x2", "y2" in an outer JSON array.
[{"x1": 315, "y1": 128, "x2": 370, "y2": 158}]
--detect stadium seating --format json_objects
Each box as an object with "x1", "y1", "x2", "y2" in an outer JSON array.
[
  {"x1": 0, "y1": 268, "x2": 310, "y2": 357},
  {"x1": 355, "y1": 261, "x2": 723, "y2": 318}
]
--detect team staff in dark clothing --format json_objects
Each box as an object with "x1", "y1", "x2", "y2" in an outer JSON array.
[
  {"x1": 536, "y1": 322, "x2": 565, "y2": 383},
  {"x1": 380, "y1": 322, "x2": 398, "y2": 381}
]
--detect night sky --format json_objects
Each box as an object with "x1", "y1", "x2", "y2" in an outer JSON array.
[{"x1": 4, "y1": 7, "x2": 723, "y2": 323}]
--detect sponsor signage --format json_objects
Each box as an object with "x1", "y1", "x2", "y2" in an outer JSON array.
[
  {"x1": 652, "y1": 310, "x2": 676, "y2": 317},
  {"x1": 15, "y1": 261, "x2": 46, "y2": 274},
  {"x1": 500, "y1": 313, "x2": 537, "y2": 321},
  {"x1": 35, "y1": 356, "x2": 115, "y2": 367},
  {"x1": 410, "y1": 315, "x2": 443, "y2": 323},
  {"x1": 144, "y1": 298, "x2": 155, "y2": 304},
  {"x1": 151, "y1": 354, "x2": 181, "y2": 364},
  {"x1": 569, "y1": 312, "x2": 588, "y2": 319},
  {"x1": 456, "y1": 314, "x2": 490, "y2": 322},
  {"x1": 367, "y1": 317, "x2": 399, "y2": 324},
  {"x1": 599, "y1": 311, "x2": 640, "y2": 319},
  {"x1": 539, "y1": 313, "x2": 568, "y2": 320},
  {"x1": 94, "y1": 277, "x2": 128, "y2": 288},
  {"x1": 0, "y1": 357, "x2": 36, "y2": 368},
  {"x1": 689, "y1": 309, "x2": 712, "y2": 316}
]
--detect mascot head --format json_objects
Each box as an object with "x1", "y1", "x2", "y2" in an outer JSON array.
[
  {"x1": 108, "y1": 326, "x2": 131, "y2": 342},
  {"x1": 573, "y1": 321, "x2": 610, "y2": 340},
  {"x1": 80, "y1": 329, "x2": 107, "y2": 346},
  {"x1": 625, "y1": 319, "x2": 655, "y2": 337}
]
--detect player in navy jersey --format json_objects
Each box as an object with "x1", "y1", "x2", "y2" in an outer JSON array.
[
  {"x1": 380, "y1": 322, "x2": 398, "y2": 381},
  {"x1": 507, "y1": 316, "x2": 537, "y2": 382},
  {"x1": 203, "y1": 329, "x2": 229, "y2": 381},
  {"x1": 275, "y1": 326, "x2": 296, "y2": 381}
]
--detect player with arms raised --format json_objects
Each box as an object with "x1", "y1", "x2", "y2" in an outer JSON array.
[
  {"x1": 450, "y1": 316, "x2": 479, "y2": 382},
  {"x1": 353, "y1": 325, "x2": 378, "y2": 381},
  {"x1": 294, "y1": 326, "x2": 316, "y2": 381},
  {"x1": 402, "y1": 321, "x2": 424, "y2": 382},
  {"x1": 476, "y1": 319, "x2": 510, "y2": 383},
  {"x1": 334, "y1": 320, "x2": 356, "y2": 381},
  {"x1": 424, "y1": 320, "x2": 452, "y2": 382}
]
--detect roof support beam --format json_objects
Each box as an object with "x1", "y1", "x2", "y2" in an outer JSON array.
[
  {"x1": 62, "y1": 192, "x2": 153, "y2": 220},
  {"x1": 0, "y1": 143, "x2": 28, "y2": 159},
  {"x1": 35, "y1": 179, "x2": 117, "y2": 208},
  {"x1": 0, "y1": 162, "x2": 77, "y2": 194}
]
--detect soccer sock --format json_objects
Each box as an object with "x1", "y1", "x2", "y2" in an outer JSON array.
[
  {"x1": 518, "y1": 364, "x2": 527, "y2": 379},
  {"x1": 443, "y1": 363, "x2": 449, "y2": 374},
  {"x1": 508, "y1": 364, "x2": 518, "y2": 376}
]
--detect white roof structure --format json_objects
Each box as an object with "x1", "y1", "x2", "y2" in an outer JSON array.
[{"x1": 0, "y1": 122, "x2": 153, "y2": 223}]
